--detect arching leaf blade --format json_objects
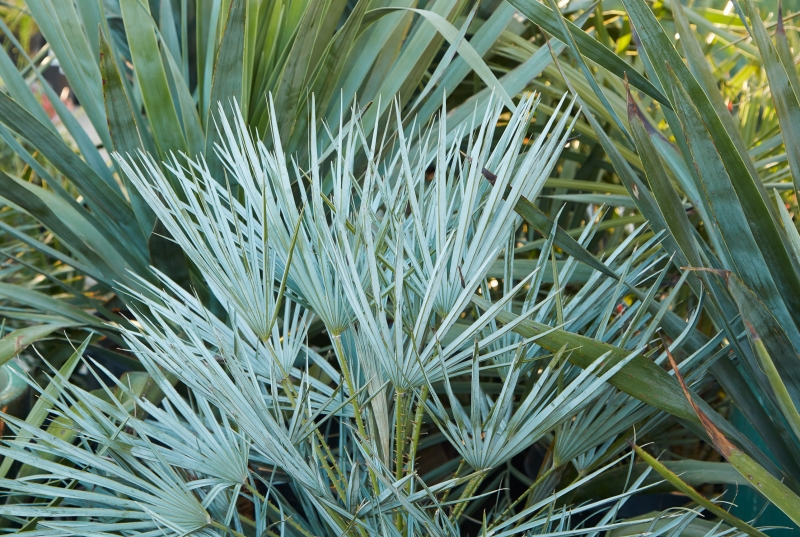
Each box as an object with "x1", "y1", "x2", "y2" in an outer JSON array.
[
  {"x1": 99, "y1": 30, "x2": 156, "y2": 239},
  {"x1": 737, "y1": 0, "x2": 800, "y2": 193},
  {"x1": 507, "y1": 0, "x2": 670, "y2": 107},
  {"x1": 119, "y1": 0, "x2": 187, "y2": 160},
  {"x1": 204, "y1": 0, "x2": 246, "y2": 178},
  {"x1": 665, "y1": 68, "x2": 800, "y2": 353}
]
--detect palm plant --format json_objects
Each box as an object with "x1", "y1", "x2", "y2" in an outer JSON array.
[
  {"x1": 0, "y1": 94, "x2": 761, "y2": 535},
  {"x1": 1, "y1": 0, "x2": 799, "y2": 533},
  {"x1": 0, "y1": 0, "x2": 647, "y2": 373},
  {"x1": 0, "y1": 0, "x2": 525, "y2": 365}
]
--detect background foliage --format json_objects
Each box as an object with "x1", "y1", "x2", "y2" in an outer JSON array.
[{"x1": 0, "y1": 0, "x2": 798, "y2": 534}]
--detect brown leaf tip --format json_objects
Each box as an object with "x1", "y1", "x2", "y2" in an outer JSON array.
[
  {"x1": 680, "y1": 266, "x2": 731, "y2": 283},
  {"x1": 624, "y1": 77, "x2": 652, "y2": 132},
  {"x1": 663, "y1": 337, "x2": 733, "y2": 459},
  {"x1": 460, "y1": 150, "x2": 497, "y2": 185},
  {"x1": 481, "y1": 167, "x2": 497, "y2": 185},
  {"x1": 744, "y1": 320, "x2": 762, "y2": 342},
  {"x1": 624, "y1": 74, "x2": 637, "y2": 121}
]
